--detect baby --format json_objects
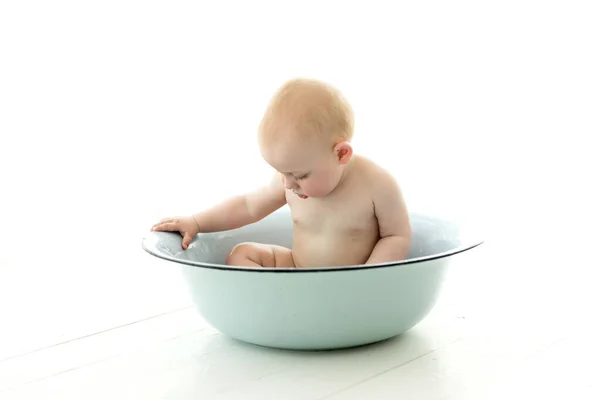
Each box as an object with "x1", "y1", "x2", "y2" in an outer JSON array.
[{"x1": 151, "y1": 78, "x2": 412, "y2": 268}]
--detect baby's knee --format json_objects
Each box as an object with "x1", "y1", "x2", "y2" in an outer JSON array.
[{"x1": 226, "y1": 242, "x2": 258, "y2": 265}]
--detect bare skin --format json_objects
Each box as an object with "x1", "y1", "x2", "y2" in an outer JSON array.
[
  {"x1": 152, "y1": 143, "x2": 412, "y2": 268},
  {"x1": 151, "y1": 78, "x2": 412, "y2": 268}
]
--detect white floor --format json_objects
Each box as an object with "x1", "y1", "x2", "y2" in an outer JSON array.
[{"x1": 1, "y1": 1, "x2": 599, "y2": 399}]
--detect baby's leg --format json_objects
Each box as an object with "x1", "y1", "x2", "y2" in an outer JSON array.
[{"x1": 226, "y1": 242, "x2": 295, "y2": 268}]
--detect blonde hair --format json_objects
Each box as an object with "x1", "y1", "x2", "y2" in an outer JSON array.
[{"x1": 259, "y1": 78, "x2": 354, "y2": 146}]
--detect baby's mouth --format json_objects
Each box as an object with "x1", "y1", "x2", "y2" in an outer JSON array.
[{"x1": 294, "y1": 191, "x2": 308, "y2": 199}]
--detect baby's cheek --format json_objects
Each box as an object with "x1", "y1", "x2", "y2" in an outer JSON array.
[
  {"x1": 299, "y1": 182, "x2": 316, "y2": 196},
  {"x1": 304, "y1": 181, "x2": 329, "y2": 197}
]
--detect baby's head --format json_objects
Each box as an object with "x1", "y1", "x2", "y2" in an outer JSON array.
[{"x1": 258, "y1": 78, "x2": 355, "y2": 199}]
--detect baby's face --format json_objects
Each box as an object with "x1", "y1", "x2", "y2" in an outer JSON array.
[{"x1": 260, "y1": 138, "x2": 345, "y2": 199}]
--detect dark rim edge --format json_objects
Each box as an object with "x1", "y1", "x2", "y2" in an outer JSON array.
[{"x1": 141, "y1": 239, "x2": 484, "y2": 273}]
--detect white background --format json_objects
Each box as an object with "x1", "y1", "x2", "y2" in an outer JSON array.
[{"x1": 1, "y1": 0, "x2": 599, "y2": 396}]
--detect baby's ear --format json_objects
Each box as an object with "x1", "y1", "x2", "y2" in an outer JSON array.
[{"x1": 333, "y1": 141, "x2": 353, "y2": 165}]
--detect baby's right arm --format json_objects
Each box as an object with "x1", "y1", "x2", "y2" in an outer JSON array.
[
  {"x1": 151, "y1": 173, "x2": 286, "y2": 249},
  {"x1": 194, "y1": 172, "x2": 286, "y2": 233}
]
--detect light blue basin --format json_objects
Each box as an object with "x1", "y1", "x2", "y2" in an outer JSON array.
[{"x1": 142, "y1": 208, "x2": 483, "y2": 350}]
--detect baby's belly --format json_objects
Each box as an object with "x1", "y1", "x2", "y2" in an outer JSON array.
[{"x1": 291, "y1": 226, "x2": 380, "y2": 268}]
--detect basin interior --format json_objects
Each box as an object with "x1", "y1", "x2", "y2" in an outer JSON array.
[{"x1": 144, "y1": 208, "x2": 480, "y2": 269}]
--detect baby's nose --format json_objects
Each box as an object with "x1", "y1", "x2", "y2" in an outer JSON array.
[{"x1": 283, "y1": 177, "x2": 298, "y2": 190}]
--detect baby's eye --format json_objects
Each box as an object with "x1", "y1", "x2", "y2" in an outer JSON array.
[{"x1": 297, "y1": 174, "x2": 309, "y2": 180}]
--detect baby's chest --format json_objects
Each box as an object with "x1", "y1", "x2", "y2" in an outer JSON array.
[{"x1": 288, "y1": 196, "x2": 376, "y2": 233}]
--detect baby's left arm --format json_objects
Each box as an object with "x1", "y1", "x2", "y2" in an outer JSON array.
[{"x1": 366, "y1": 170, "x2": 412, "y2": 265}]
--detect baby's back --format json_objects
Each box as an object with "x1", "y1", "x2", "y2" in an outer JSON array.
[{"x1": 286, "y1": 156, "x2": 381, "y2": 268}]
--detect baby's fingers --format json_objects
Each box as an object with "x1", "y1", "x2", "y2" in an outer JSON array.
[
  {"x1": 152, "y1": 221, "x2": 180, "y2": 232},
  {"x1": 151, "y1": 218, "x2": 171, "y2": 229}
]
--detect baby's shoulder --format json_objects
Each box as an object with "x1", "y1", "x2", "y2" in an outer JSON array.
[
  {"x1": 353, "y1": 155, "x2": 399, "y2": 186},
  {"x1": 352, "y1": 155, "x2": 405, "y2": 208}
]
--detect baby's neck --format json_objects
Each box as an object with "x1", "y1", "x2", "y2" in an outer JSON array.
[{"x1": 330, "y1": 155, "x2": 358, "y2": 195}]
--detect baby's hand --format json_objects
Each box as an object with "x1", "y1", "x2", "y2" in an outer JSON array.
[{"x1": 151, "y1": 216, "x2": 200, "y2": 250}]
